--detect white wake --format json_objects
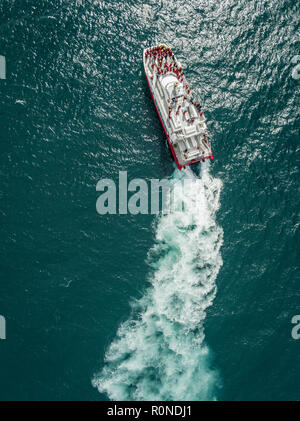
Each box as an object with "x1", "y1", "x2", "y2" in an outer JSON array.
[{"x1": 93, "y1": 164, "x2": 223, "y2": 400}]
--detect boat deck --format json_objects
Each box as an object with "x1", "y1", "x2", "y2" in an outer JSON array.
[{"x1": 143, "y1": 44, "x2": 213, "y2": 169}]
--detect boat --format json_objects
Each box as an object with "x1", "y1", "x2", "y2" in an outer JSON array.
[{"x1": 143, "y1": 44, "x2": 213, "y2": 170}]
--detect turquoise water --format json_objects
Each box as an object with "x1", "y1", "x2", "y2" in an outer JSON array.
[{"x1": 0, "y1": 0, "x2": 299, "y2": 401}]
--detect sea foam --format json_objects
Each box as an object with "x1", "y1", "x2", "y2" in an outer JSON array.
[{"x1": 93, "y1": 164, "x2": 223, "y2": 400}]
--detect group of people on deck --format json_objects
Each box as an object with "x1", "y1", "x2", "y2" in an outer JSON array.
[
  {"x1": 167, "y1": 94, "x2": 203, "y2": 121},
  {"x1": 145, "y1": 45, "x2": 173, "y2": 60},
  {"x1": 146, "y1": 45, "x2": 204, "y2": 119},
  {"x1": 167, "y1": 98, "x2": 196, "y2": 124},
  {"x1": 146, "y1": 45, "x2": 190, "y2": 92}
]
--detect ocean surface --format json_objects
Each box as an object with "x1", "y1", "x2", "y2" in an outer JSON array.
[{"x1": 0, "y1": 0, "x2": 299, "y2": 401}]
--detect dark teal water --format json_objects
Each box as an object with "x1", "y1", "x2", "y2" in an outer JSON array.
[{"x1": 0, "y1": 0, "x2": 299, "y2": 401}]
